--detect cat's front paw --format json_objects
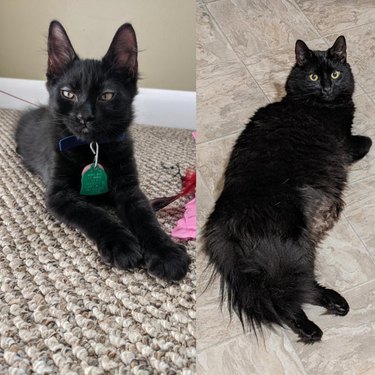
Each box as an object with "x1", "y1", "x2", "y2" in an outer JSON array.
[
  {"x1": 145, "y1": 241, "x2": 190, "y2": 281},
  {"x1": 98, "y1": 231, "x2": 143, "y2": 270},
  {"x1": 350, "y1": 135, "x2": 372, "y2": 162}
]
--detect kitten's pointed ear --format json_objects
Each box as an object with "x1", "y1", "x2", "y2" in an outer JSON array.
[
  {"x1": 295, "y1": 40, "x2": 312, "y2": 66},
  {"x1": 328, "y1": 35, "x2": 346, "y2": 62},
  {"x1": 103, "y1": 23, "x2": 138, "y2": 75},
  {"x1": 47, "y1": 21, "x2": 78, "y2": 78}
]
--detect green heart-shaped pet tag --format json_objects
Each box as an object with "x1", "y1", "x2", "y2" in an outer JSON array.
[{"x1": 80, "y1": 163, "x2": 109, "y2": 195}]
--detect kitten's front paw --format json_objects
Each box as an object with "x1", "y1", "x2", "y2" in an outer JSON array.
[
  {"x1": 98, "y1": 231, "x2": 143, "y2": 270},
  {"x1": 145, "y1": 242, "x2": 190, "y2": 281}
]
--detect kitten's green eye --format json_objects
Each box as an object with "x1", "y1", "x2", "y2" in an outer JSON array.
[
  {"x1": 100, "y1": 92, "x2": 115, "y2": 101},
  {"x1": 61, "y1": 89, "x2": 76, "y2": 100},
  {"x1": 331, "y1": 71, "x2": 341, "y2": 79},
  {"x1": 309, "y1": 73, "x2": 319, "y2": 81}
]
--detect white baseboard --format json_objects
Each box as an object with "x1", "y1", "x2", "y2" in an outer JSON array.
[{"x1": 0, "y1": 77, "x2": 196, "y2": 130}]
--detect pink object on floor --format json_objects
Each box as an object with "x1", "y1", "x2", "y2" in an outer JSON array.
[
  {"x1": 172, "y1": 131, "x2": 196, "y2": 240},
  {"x1": 172, "y1": 197, "x2": 196, "y2": 239}
]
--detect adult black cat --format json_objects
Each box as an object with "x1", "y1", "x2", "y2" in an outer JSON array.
[
  {"x1": 202, "y1": 36, "x2": 372, "y2": 342},
  {"x1": 16, "y1": 21, "x2": 190, "y2": 281}
]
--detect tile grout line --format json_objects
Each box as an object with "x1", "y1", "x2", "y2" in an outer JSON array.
[
  {"x1": 343, "y1": 212, "x2": 375, "y2": 268},
  {"x1": 196, "y1": 169, "x2": 213, "y2": 204},
  {"x1": 279, "y1": 333, "x2": 310, "y2": 375},
  {"x1": 350, "y1": 73, "x2": 370, "y2": 98},
  {"x1": 199, "y1": 330, "x2": 245, "y2": 353},
  {"x1": 204, "y1": 3, "x2": 271, "y2": 104},
  {"x1": 321, "y1": 20, "x2": 375, "y2": 39},
  {"x1": 197, "y1": 4, "x2": 251, "y2": 145},
  {"x1": 199, "y1": 328, "x2": 309, "y2": 375},
  {"x1": 359, "y1": 87, "x2": 375, "y2": 106},
  {"x1": 365, "y1": 91, "x2": 375, "y2": 105},
  {"x1": 292, "y1": 0, "x2": 326, "y2": 41},
  {"x1": 347, "y1": 172, "x2": 375, "y2": 186},
  {"x1": 196, "y1": 169, "x2": 214, "y2": 236},
  {"x1": 348, "y1": 171, "x2": 375, "y2": 185},
  {"x1": 197, "y1": 129, "x2": 240, "y2": 146},
  {"x1": 338, "y1": 273, "x2": 375, "y2": 294}
]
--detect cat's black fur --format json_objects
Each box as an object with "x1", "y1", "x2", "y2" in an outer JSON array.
[
  {"x1": 16, "y1": 21, "x2": 190, "y2": 281},
  {"x1": 202, "y1": 36, "x2": 372, "y2": 343}
]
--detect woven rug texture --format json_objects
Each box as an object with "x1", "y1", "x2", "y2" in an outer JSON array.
[{"x1": 0, "y1": 109, "x2": 196, "y2": 375}]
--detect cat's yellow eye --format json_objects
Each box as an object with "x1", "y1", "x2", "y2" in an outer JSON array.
[
  {"x1": 61, "y1": 89, "x2": 76, "y2": 100},
  {"x1": 331, "y1": 71, "x2": 341, "y2": 79},
  {"x1": 100, "y1": 92, "x2": 114, "y2": 101},
  {"x1": 309, "y1": 73, "x2": 319, "y2": 82}
]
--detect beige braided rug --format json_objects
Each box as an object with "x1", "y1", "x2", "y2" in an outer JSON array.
[{"x1": 0, "y1": 109, "x2": 196, "y2": 375}]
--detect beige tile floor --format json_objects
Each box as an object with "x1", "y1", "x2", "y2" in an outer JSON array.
[{"x1": 197, "y1": 1, "x2": 375, "y2": 374}]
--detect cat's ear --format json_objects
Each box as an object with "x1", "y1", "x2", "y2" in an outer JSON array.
[
  {"x1": 295, "y1": 40, "x2": 312, "y2": 66},
  {"x1": 328, "y1": 36, "x2": 346, "y2": 62},
  {"x1": 47, "y1": 21, "x2": 78, "y2": 78},
  {"x1": 103, "y1": 23, "x2": 138, "y2": 75}
]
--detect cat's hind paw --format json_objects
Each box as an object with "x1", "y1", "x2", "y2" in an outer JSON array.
[
  {"x1": 317, "y1": 285, "x2": 350, "y2": 316},
  {"x1": 286, "y1": 309, "x2": 323, "y2": 344}
]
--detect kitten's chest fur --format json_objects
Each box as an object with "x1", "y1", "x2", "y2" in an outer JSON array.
[{"x1": 58, "y1": 140, "x2": 135, "y2": 189}]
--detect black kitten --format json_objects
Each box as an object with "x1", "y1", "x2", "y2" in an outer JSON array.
[
  {"x1": 16, "y1": 21, "x2": 190, "y2": 281},
  {"x1": 202, "y1": 36, "x2": 371, "y2": 343}
]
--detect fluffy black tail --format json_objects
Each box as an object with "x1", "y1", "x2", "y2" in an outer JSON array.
[{"x1": 202, "y1": 219, "x2": 316, "y2": 329}]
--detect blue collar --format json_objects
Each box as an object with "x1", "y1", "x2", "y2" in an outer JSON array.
[{"x1": 58, "y1": 134, "x2": 125, "y2": 152}]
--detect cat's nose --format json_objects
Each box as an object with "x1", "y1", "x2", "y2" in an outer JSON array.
[
  {"x1": 322, "y1": 86, "x2": 333, "y2": 95},
  {"x1": 76, "y1": 113, "x2": 95, "y2": 125}
]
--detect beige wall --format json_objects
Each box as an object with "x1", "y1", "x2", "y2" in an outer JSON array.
[{"x1": 0, "y1": 0, "x2": 195, "y2": 91}]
